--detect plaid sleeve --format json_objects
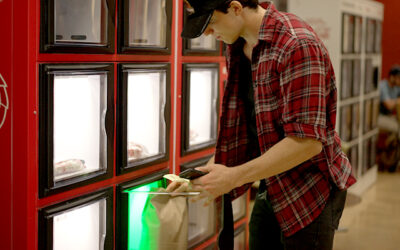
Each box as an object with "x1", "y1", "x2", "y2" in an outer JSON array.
[{"x1": 280, "y1": 41, "x2": 330, "y2": 144}]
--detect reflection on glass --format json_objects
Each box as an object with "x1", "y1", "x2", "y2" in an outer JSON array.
[
  {"x1": 340, "y1": 106, "x2": 352, "y2": 142},
  {"x1": 364, "y1": 100, "x2": 372, "y2": 133},
  {"x1": 350, "y1": 145, "x2": 358, "y2": 177},
  {"x1": 232, "y1": 193, "x2": 247, "y2": 222},
  {"x1": 189, "y1": 35, "x2": 217, "y2": 50},
  {"x1": 54, "y1": 0, "x2": 107, "y2": 44},
  {"x1": 188, "y1": 69, "x2": 218, "y2": 148},
  {"x1": 374, "y1": 21, "x2": 382, "y2": 53},
  {"x1": 352, "y1": 60, "x2": 361, "y2": 97},
  {"x1": 366, "y1": 19, "x2": 375, "y2": 53},
  {"x1": 234, "y1": 228, "x2": 246, "y2": 250},
  {"x1": 188, "y1": 198, "x2": 215, "y2": 247},
  {"x1": 53, "y1": 73, "x2": 107, "y2": 182},
  {"x1": 341, "y1": 60, "x2": 352, "y2": 100},
  {"x1": 53, "y1": 199, "x2": 107, "y2": 250},
  {"x1": 351, "y1": 103, "x2": 360, "y2": 140},
  {"x1": 354, "y1": 16, "x2": 362, "y2": 53},
  {"x1": 123, "y1": 179, "x2": 173, "y2": 250},
  {"x1": 342, "y1": 14, "x2": 354, "y2": 53},
  {"x1": 127, "y1": 71, "x2": 166, "y2": 162},
  {"x1": 129, "y1": 0, "x2": 167, "y2": 47}
]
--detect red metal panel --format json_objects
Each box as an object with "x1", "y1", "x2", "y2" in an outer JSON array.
[{"x1": 0, "y1": 0, "x2": 13, "y2": 248}]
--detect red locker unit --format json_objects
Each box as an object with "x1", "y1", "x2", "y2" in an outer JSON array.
[{"x1": 0, "y1": 0, "x2": 251, "y2": 249}]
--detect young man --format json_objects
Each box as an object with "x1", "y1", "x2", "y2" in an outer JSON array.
[{"x1": 169, "y1": 0, "x2": 356, "y2": 249}]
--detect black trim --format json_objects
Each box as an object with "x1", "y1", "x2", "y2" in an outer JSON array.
[
  {"x1": 116, "y1": 63, "x2": 171, "y2": 175},
  {"x1": 39, "y1": 64, "x2": 114, "y2": 198},
  {"x1": 40, "y1": 0, "x2": 115, "y2": 53},
  {"x1": 180, "y1": 155, "x2": 213, "y2": 171},
  {"x1": 116, "y1": 169, "x2": 169, "y2": 250},
  {"x1": 117, "y1": 0, "x2": 172, "y2": 54},
  {"x1": 181, "y1": 63, "x2": 220, "y2": 156},
  {"x1": 38, "y1": 187, "x2": 114, "y2": 250}
]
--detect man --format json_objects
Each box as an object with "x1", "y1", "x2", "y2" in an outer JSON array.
[
  {"x1": 168, "y1": 1, "x2": 356, "y2": 249},
  {"x1": 378, "y1": 65, "x2": 400, "y2": 132}
]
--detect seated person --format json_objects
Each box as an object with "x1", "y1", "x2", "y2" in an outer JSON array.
[{"x1": 378, "y1": 65, "x2": 400, "y2": 132}]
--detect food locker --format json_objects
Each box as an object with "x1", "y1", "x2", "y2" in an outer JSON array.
[
  {"x1": 40, "y1": 0, "x2": 115, "y2": 53},
  {"x1": 180, "y1": 156, "x2": 220, "y2": 249},
  {"x1": 39, "y1": 64, "x2": 114, "y2": 197},
  {"x1": 116, "y1": 63, "x2": 171, "y2": 174},
  {"x1": 39, "y1": 188, "x2": 113, "y2": 250},
  {"x1": 118, "y1": 0, "x2": 172, "y2": 54},
  {"x1": 181, "y1": 63, "x2": 219, "y2": 155}
]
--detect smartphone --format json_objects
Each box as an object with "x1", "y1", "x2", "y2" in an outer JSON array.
[{"x1": 179, "y1": 168, "x2": 207, "y2": 180}]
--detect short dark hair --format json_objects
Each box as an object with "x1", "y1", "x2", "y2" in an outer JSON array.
[
  {"x1": 389, "y1": 65, "x2": 400, "y2": 77},
  {"x1": 215, "y1": 0, "x2": 259, "y2": 13}
]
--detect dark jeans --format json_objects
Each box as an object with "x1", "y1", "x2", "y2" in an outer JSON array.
[{"x1": 249, "y1": 185, "x2": 347, "y2": 250}]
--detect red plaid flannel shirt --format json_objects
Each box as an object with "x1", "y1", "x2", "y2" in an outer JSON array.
[{"x1": 215, "y1": 2, "x2": 356, "y2": 236}]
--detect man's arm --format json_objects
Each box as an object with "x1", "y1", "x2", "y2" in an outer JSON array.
[
  {"x1": 382, "y1": 98, "x2": 400, "y2": 113},
  {"x1": 192, "y1": 136, "x2": 322, "y2": 199}
]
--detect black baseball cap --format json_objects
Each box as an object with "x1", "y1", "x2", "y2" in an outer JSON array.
[
  {"x1": 389, "y1": 65, "x2": 400, "y2": 77},
  {"x1": 181, "y1": 0, "x2": 231, "y2": 38}
]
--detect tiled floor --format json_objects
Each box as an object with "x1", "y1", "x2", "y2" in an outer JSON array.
[{"x1": 333, "y1": 172, "x2": 400, "y2": 250}]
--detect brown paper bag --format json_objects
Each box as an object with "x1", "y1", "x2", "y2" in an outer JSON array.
[{"x1": 150, "y1": 193, "x2": 188, "y2": 250}]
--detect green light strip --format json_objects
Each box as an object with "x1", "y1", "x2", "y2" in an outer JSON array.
[{"x1": 125, "y1": 179, "x2": 166, "y2": 250}]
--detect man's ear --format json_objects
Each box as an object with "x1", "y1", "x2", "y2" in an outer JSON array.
[{"x1": 229, "y1": 1, "x2": 244, "y2": 16}]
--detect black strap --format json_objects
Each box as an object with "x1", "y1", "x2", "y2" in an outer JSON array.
[{"x1": 218, "y1": 194, "x2": 234, "y2": 250}]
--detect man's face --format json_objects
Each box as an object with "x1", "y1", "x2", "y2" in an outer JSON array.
[
  {"x1": 202, "y1": 7, "x2": 243, "y2": 44},
  {"x1": 389, "y1": 75, "x2": 400, "y2": 86}
]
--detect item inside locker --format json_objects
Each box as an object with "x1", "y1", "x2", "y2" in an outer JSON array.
[
  {"x1": 127, "y1": 142, "x2": 149, "y2": 160},
  {"x1": 54, "y1": 159, "x2": 86, "y2": 176}
]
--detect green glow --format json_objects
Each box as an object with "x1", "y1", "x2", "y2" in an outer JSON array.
[{"x1": 124, "y1": 179, "x2": 167, "y2": 250}]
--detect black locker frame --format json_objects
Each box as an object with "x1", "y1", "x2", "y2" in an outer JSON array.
[
  {"x1": 38, "y1": 187, "x2": 114, "y2": 250},
  {"x1": 116, "y1": 169, "x2": 169, "y2": 250},
  {"x1": 181, "y1": 63, "x2": 220, "y2": 156},
  {"x1": 40, "y1": 0, "x2": 116, "y2": 53},
  {"x1": 117, "y1": 0, "x2": 173, "y2": 54},
  {"x1": 116, "y1": 63, "x2": 171, "y2": 175},
  {"x1": 38, "y1": 64, "x2": 114, "y2": 198},
  {"x1": 182, "y1": 7, "x2": 220, "y2": 56}
]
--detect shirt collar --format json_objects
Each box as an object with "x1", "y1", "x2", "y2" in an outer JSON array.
[{"x1": 258, "y1": 1, "x2": 278, "y2": 42}]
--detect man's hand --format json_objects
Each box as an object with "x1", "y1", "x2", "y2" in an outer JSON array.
[{"x1": 190, "y1": 163, "x2": 237, "y2": 206}]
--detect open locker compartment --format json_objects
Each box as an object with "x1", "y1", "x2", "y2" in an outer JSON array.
[
  {"x1": 118, "y1": 0, "x2": 172, "y2": 54},
  {"x1": 180, "y1": 156, "x2": 218, "y2": 248},
  {"x1": 39, "y1": 64, "x2": 114, "y2": 198},
  {"x1": 116, "y1": 63, "x2": 171, "y2": 174},
  {"x1": 117, "y1": 169, "x2": 194, "y2": 250},
  {"x1": 40, "y1": 0, "x2": 115, "y2": 53},
  {"x1": 181, "y1": 63, "x2": 219, "y2": 155},
  {"x1": 38, "y1": 188, "x2": 113, "y2": 250}
]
